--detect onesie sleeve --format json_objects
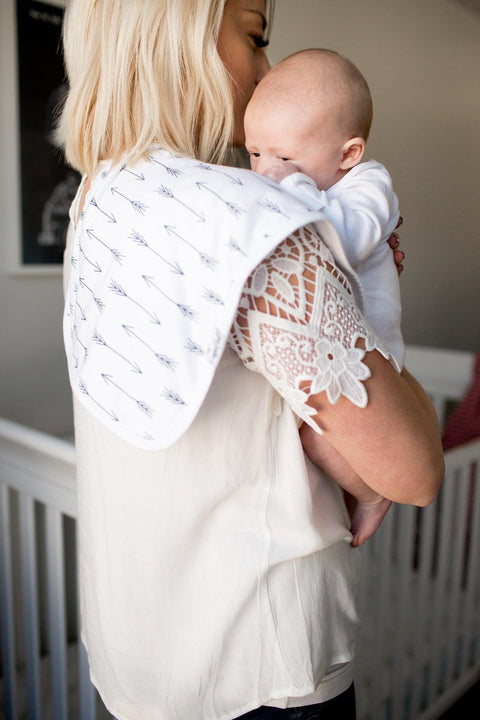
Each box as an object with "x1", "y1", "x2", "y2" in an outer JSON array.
[{"x1": 280, "y1": 163, "x2": 400, "y2": 267}]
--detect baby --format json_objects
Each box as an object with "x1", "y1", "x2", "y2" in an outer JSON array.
[{"x1": 244, "y1": 48, "x2": 403, "y2": 546}]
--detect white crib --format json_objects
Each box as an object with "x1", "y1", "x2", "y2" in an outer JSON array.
[{"x1": 1, "y1": 345, "x2": 479, "y2": 720}]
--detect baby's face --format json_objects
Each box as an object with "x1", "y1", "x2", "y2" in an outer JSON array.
[{"x1": 244, "y1": 98, "x2": 347, "y2": 190}]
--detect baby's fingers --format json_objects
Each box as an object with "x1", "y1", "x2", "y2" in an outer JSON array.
[{"x1": 388, "y1": 223, "x2": 405, "y2": 276}]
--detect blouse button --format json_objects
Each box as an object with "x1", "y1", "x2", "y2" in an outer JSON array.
[{"x1": 272, "y1": 393, "x2": 282, "y2": 416}]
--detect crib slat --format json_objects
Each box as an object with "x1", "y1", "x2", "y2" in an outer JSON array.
[
  {"x1": 370, "y1": 509, "x2": 395, "y2": 720},
  {"x1": 444, "y1": 466, "x2": 469, "y2": 687},
  {"x1": 77, "y1": 586, "x2": 97, "y2": 720},
  {"x1": 0, "y1": 483, "x2": 18, "y2": 720},
  {"x1": 355, "y1": 545, "x2": 375, "y2": 720},
  {"x1": 392, "y1": 505, "x2": 416, "y2": 720},
  {"x1": 410, "y1": 502, "x2": 437, "y2": 717},
  {"x1": 46, "y1": 505, "x2": 68, "y2": 720},
  {"x1": 19, "y1": 492, "x2": 41, "y2": 720},
  {"x1": 426, "y1": 473, "x2": 456, "y2": 704},
  {"x1": 431, "y1": 396, "x2": 447, "y2": 429},
  {"x1": 79, "y1": 635, "x2": 97, "y2": 719},
  {"x1": 461, "y1": 462, "x2": 480, "y2": 672}
]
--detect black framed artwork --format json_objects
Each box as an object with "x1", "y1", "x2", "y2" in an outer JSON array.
[{"x1": 16, "y1": 0, "x2": 80, "y2": 266}]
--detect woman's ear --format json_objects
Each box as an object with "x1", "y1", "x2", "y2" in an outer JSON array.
[{"x1": 340, "y1": 137, "x2": 366, "y2": 170}]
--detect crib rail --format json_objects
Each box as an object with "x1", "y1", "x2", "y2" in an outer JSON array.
[
  {"x1": 1, "y1": 345, "x2": 479, "y2": 720},
  {"x1": 0, "y1": 417, "x2": 111, "y2": 720},
  {"x1": 404, "y1": 346, "x2": 474, "y2": 427},
  {"x1": 355, "y1": 440, "x2": 480, "y2": 720},
  {"x1": 353, "y1": 346, "x2": 480, "y2": 720}
]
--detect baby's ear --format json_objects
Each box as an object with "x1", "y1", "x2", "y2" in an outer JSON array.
[{"x1": 340, "y1": 137, "x2": 366, "y2": 170}]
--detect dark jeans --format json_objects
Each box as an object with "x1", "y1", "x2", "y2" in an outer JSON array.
[{"x1": 233, "y1": 684, "x2": 356, "y2": 720}]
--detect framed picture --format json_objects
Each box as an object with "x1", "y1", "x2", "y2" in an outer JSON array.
[{"x1": 15, "y1": 0, "x2": 80, "y2": 270}]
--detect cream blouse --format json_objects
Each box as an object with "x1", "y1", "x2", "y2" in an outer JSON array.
[{"x1": 64, "y1": 150, "x2": 391, "y2": 720}]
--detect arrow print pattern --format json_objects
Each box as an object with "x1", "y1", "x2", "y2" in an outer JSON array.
[{"x1": 65, "y1": 147, "x2": 320, "y2": 448}]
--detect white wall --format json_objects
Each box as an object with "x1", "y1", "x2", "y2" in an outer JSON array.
[
  {"x1": 0, "y1": 0, "x2": 73, "y2": 436},
  {"x1": 0, "y1": 0, "x2": 479, "y2": 436},
  {"x1": 269, "y1": 0, "x2": 480, "y2": 351}
]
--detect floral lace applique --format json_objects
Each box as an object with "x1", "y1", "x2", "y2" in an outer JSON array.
[{"x1": 229, "y1": 224, "x2": 390, "y2": 431}]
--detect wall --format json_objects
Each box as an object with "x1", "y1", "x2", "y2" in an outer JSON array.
[
  {"x1": 269, "y1": 0, "x2": 480, "y2": 351},
  {"x1": 0, "y1": 0, "x2": 73, "y2": 436},
  {"x1": 0, "y1": 0, "x2": 479, "y2": 436}
]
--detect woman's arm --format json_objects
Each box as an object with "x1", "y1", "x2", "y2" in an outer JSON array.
[
  {"x1": 231, "y1": 224, "x2": 444, "y2": 507},
  {"x1": 307, "y1": 351, "x2": 444, "y2": 506}
]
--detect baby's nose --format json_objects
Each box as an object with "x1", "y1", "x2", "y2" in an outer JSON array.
[{"x1": 253, "y1": 155, "x2": 271, "y2": 176}]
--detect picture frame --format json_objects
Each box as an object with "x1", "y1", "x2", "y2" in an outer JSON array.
[{"x1": 10, "y1": 0, "x2": 80, "y2": 274}]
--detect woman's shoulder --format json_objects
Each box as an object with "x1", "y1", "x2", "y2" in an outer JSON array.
[{"x1": 65, "y1": 149, "x2": 336, "y2": 451}]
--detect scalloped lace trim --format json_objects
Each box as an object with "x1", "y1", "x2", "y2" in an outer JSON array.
[{"x1": 229, "y1": 225, "x2": 393, "y2": 430}]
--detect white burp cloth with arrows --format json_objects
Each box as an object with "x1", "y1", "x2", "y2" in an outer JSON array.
[{"x1": 64, "y1": 147, "x2": 337, "y2": 449}]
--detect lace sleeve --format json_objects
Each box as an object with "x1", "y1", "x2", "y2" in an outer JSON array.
[{"x1": 229, "y1": 224, "x2": 392, "y2": 431}]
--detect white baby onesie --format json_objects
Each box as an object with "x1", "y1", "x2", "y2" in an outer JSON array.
[{"x1": 280, "y1": 159, "x2": 404, "y2": 369}]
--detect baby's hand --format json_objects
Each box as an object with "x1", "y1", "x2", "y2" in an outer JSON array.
[
  {"x1": 388, "y1": 216, "x2": 405, "y2": 276},
  {"x1": 265, "y1": 160, "x2": 299, "y2": 183}
]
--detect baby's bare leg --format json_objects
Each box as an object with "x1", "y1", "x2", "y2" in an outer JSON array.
[{"x1": 300, "y1": 423, "x2": 391, "y2": 546}]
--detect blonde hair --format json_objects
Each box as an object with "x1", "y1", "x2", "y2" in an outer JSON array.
[
  {"x1": 257, "y1": 48, "x2": 373, "y2": 141},
  {"x1": 57, "y1": 0, "x2": 274, "y2": 176}
]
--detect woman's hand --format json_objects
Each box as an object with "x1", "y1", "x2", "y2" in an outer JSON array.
[{"x1": 388, "y1": 216, "x2": 405, "y2": 275}]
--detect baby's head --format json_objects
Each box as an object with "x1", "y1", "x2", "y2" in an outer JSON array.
[{"x1": 244, "y1": 49, "x2": 373, "y2": 190}]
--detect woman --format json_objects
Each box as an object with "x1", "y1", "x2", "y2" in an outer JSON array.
[{"x1": 59, "y1": 1, "x2": 444, "y2": 719}]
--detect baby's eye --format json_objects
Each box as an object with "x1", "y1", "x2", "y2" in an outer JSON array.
[
  {"x1": 251, "y1": 34, "x2": 269, "y2": 48},
  {"x1": 280, "y1": 157, "x2": 290, "y2": 162},
  {"x1": 249, "y1": 152, "x2": 260, "y2": 158}
]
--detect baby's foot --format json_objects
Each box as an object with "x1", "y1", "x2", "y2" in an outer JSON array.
[{"x1": 350, "y1": 497, "x2": 392, "y2": 547}]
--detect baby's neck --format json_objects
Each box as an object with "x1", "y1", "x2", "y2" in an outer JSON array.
[{"x1": 320, "y1": 166, "x2": 351, "y2": 192}]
